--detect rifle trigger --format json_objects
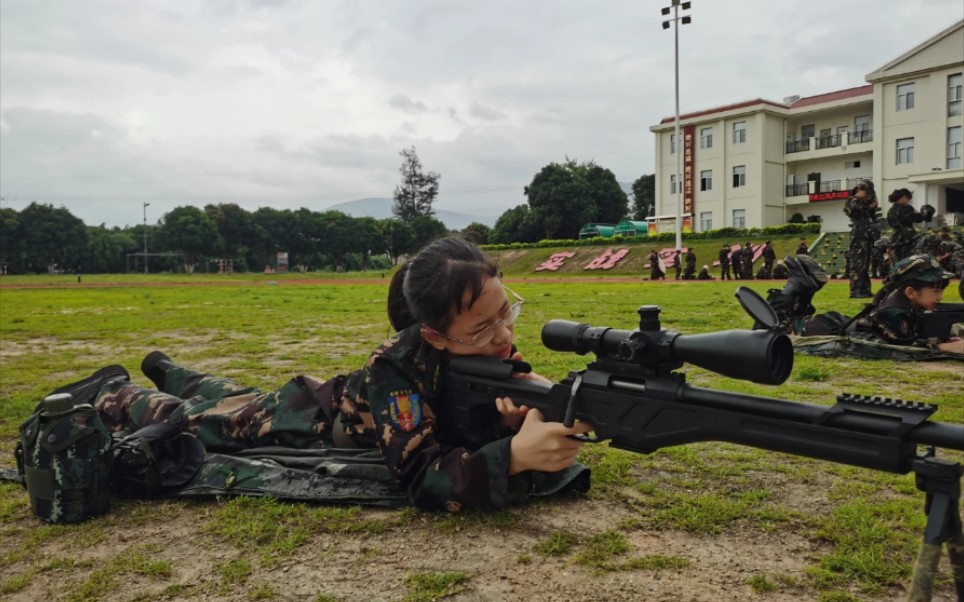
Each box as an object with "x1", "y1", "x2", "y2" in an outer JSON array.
[{"x1": 563, "y1": 372, "x2": 583, "y2": 428}]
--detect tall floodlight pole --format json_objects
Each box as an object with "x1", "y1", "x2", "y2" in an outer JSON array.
[
  {"x1": 143, "y1": 203, "x2": 150, "y2": 275},
  {"x1": 662, "y1": 1, "x2": 691, "y2": 251}
]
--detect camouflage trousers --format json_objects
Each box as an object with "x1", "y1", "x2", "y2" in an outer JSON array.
[
  {"x1": 848, "y1": 237, "x2": 873, "y2": 297},
  {"x1": 94, "y1": 367, "x2": 346, "y2": 453}
]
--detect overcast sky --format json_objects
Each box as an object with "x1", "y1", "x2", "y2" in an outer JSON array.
[{"x1": 1, "y1": 0, "x2": 962, "y2": 228}]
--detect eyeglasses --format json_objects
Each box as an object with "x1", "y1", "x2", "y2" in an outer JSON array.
[{"x1": 425, "y1": 287, "x2": 525, "y2": 347}]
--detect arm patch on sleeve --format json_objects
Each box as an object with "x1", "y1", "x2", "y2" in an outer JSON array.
[{"x1": 388, "y1": 391, "x2": 422, "y2": 432}]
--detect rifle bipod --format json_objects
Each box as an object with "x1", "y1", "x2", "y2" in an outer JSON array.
[{"x1": 907, "y1": 456, "x2": 964, "y2": 602}]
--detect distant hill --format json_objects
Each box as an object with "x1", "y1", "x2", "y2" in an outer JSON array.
[{"x1": 324, "y1": 197, "x2": 496, "y2": 230}]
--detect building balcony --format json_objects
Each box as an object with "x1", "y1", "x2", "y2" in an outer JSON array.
[
  {"x1": 785, "y1": 176, "x2": 870, "y2": 203},
  {"x1": 785, "y1": 129, "x2": 873, "y2": 162}
]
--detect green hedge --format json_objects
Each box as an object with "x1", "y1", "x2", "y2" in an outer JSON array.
[{"x1": 480, "y1": 223, "x2": 821, "y2": 251}]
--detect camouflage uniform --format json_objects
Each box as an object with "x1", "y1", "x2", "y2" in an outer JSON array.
[
  {"x1": 761, "y1": 243, "x2": 776, "y2": 279},
  {"x1": 795, "y1": 241, "x2": 809, "y2": 255},
  {"x1": 844, "y1": 185, "x2": 880, "y2": 298},
  {"x1": 672, "y1": 252, "x2": 682, "y2": 280},
  {"x1": 740, "y1": 244, "x2": 755, "y2": 279},
  {"x1": 95, "y1": 368, "x2": 340, "y2": 453},
  {"x1": 683, "y1": 250, "x2": 696, "y2": 279},
  {"x1": 793, "y1": 255, "x2": 957, "y2": 350},
  {"x1": 335, "y1": 324, "x2": 581, "y2": 511},
  {"x1": 887, "y1": 203, "x2": 929, "y2": 262},
  {"x1": 718, "y1": 246, "x2": 732, "y2": 280},
  {"x1": 870, "y1": 238, "x2": 888, "y2": 279},
  {"x1": 937, "y1": 235, "x2": 962, "y2": 273},
  {"x1": 94, "y1": 328, "x2": 588, "y2": 511}
]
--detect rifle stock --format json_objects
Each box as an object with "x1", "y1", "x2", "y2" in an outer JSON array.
[{"x1": 920, "y1": 302, "x2": 964, "y2": 340}]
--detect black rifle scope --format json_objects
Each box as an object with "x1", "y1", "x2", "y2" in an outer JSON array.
[{"x1": 541, "y1": 316, "x2": 793, "y2": 386}]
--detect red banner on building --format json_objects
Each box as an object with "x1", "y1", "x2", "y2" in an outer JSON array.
[
  {"x1": 683, "y1": 126, "x2": 695, "y2": 218},
  {"x1": 809, "y1": 191, "x2": 849, "y2": 202}
]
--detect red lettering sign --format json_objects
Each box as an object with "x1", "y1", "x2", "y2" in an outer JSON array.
[
  {"x1": 585, "y1": 248, "x2": 629, "y2": 270},
  {"x1": 809, "y1": 191, "x2": 849, "y2": 202},
  {"x1": 535, "y1": 252, "x2": 575, "y2": 272},
  {"x1": 683, "y1": 125, "x2": 696, "y2": 218}
]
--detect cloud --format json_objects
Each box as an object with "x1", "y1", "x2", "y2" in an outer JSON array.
[
  {"x1": 1, "y1": 0, "x2": 961, "y2": 227},
  {"x1": 469, "y1": 102, "x2": 505, "y2": 121},
  {"x1": 387, "y1": 95, "x2": 428, "y2": 113}
]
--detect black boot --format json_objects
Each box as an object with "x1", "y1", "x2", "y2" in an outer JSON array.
[
  {"x1": 48, "y1": 365, "x2": 130, "y2": 406},
  {"x1": 783, "y1": 256, "x2": 828, "y2": 312},
  {"x1": 141, "y1": 351, "x2": 178, "y2": 390}
]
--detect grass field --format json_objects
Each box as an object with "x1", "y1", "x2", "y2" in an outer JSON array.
[{"x1": 0, "y1": 271, "x2": 961, "y2": 602}]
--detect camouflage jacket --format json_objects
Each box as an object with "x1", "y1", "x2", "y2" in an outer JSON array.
[
  {"x1": 336, "y1": 324, "x2": 565, "y2": 511},
  {"x1": 855, "y1": 290, "x2": 927, "y2": 347},
  {"x1": 887, "y1": 204, "x2": 927, "y2": 242},
  {"x1": 845, "y1": 196, "x2": 880, "y2": 240}
]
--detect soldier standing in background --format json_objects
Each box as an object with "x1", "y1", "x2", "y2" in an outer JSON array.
[
  {"x1": 796, "y1": 238, "x2": 809, "y2": 255},
  {"x1": 741, "y1": 241, "x2": 755, "y2": 279},
  {"x1": 886, "y1": 188, "x2": 933, "y2": 263},
  {"x1": 719, "y1": 244, "x2": 732, "y2": 280},
  {"x1": 672, "y1": 250, "x2": 682, "y2": 280},
  {"x1": 761, "y1": 240, "x2": 776, "y2": 279},
  {"x1": 649, "y1": 249, "x2": 666, "y2": 281},
  {"x1": 937, "y1": 226, "x2": 961, "y2": 272},
  {"x1": 683, "y1": 248, "x2": 697, "y2": 280},
  {"x1": 870, "y1": 238, "x2": 887, "y2": 279},
  {"x1": 844, "y1": 179, "x2": 880, "y2": 298}
]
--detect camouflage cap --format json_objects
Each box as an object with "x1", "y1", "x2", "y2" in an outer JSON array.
[
  {"x1": 889, "y1": 254, "x2": 955, "y2": 286},
  {"x1": 851, "y1": 179, "x2": 876, "y2": 197}
]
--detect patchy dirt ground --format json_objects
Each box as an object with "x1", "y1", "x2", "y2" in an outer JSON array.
[
  {"x1": 2, "y1": 275, "x2": 961, "y2": 602},
  {"x1": 2, "y1": 486, "x2": 961, "y2": 602}
]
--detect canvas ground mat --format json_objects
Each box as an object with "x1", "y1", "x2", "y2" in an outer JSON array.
[
  {"x1": 2, "y1": 446, "x2": 591, "y2": 508},
  {"x1": 791, "y1": 334, "x2": 964, "y2": 361}
]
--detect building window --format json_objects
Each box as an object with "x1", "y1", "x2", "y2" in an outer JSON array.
[
  {"x1": 950, "y1": 74, "x2": 963, "y2": 117},
  {"x1": 845, "y1": 160, "x2": 861, "y2": 169},
  {"x1": 949, "y1": 126, "x2": 962, "y2": 170},
  {"x1": 800, "y1": 124, "x2": 815, "y2": 139},
  {"x1": 700, "y1": 127, "x2": 713, "y2": 149},
  {"x1": 897, "y1": 83, "x2": 915, "y2": 111},
  {"x1": 732, "y1": 121, "x2": 746, "y2": 144},
  {"x1": 896, "y1": 137, "x2": 915, "y2": 165},
  {"x1": 732, "y1": 165, "x2": 746, "y2": 188},
  {"x1": 854, "y1": 115, "x2": 871, "y2": 131},
  {"x1": 700, "y1": 211, "x2": 712, "y2": 231},
  {"x1": 732, "y1": 209, "x2": 746, "y2": 228},
  {"x1": 700, "y1": 170, "x2": 713, "y2": 191},
  {"x1": 670, "y1": 133, "x2": 676, "y2": 154},
  {"x1": 670, "y1": 174, "x2": 677, "y2": 194}
]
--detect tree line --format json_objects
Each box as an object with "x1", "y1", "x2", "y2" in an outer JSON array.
[{"x1": 0, "y1": 147, "x2": 655, "y2": 274}]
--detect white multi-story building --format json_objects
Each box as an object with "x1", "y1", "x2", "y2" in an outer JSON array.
[{"x1": 649, "y1": 20, "x2": 964, "y2": 233}]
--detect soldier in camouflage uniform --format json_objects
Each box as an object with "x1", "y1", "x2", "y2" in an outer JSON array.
[
  {"x1": 844, "y1": 179, "x2": 881, "y2": 298},
  {"x1": 764, "y1": 254, "x2": 963, "y2": 354},
  {"x1": 718, "y1": 244, "x2": 732, "y2": 280},
  {"x1": 52, "y1": 238, "x2": 594, "y2": 512},
  {"x1": 682, "y1": 248, "x2": 697, "y2": 280},
  {"x1": 870, "y1": 238, "x2": 888, "y2": 279},
  {"x1": 760, "y1": 240, "x2": 776, "y2": 279},
  {"x1": 936, "y1": 226, "x2": 962, "y2": 273},
  {"x1": 795, "y1": 238, "x2": 809, "y2": 255},
  {"x1": 885, "y1": 188, "x2": 934, "y2": 263}
]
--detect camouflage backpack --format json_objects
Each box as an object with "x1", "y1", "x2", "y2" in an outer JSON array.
[{"x1": 15, "y1": 393, "x2": 114, "y2": 523}]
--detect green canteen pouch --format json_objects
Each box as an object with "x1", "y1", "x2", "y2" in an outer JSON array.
[{"x1": 16, "y1": 394, "x2": 113, "y2": 523}]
